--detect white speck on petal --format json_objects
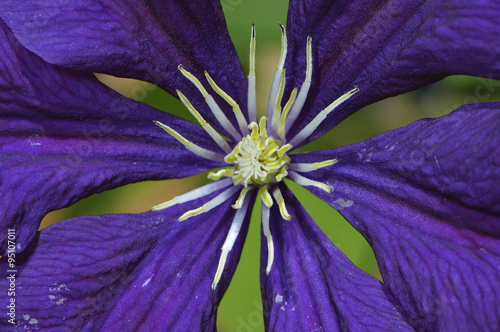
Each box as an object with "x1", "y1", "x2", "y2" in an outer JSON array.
[
  {"x1": 364, "y1": 152, "x2": 373, "y2": 162},
  {"x1": 29, "y1": 318, "x2": 38, "y2": 325},
  {"x1": 28, "y1": 140, "x2": 41, "y2": 146},
  {"x1": 142, "y1": 276, "x2": 153, "y2": 287},
  {"x1": 56, "y1": 298, "x2": 67, "y2": 305},
  {"x1": 48, "y1": 295, "x2": 56, "y2": 300},
  {"x1": 49, "y1": 283, "x2": 69, "y2": 293},
  {"x1": 334, "y1": 198, "x2": 354, "y2": 208},
  {"x1": 275, "y1": 294, "x2": 283, "y2": 303},
  {"x1": 23, "y1": 315, "x2": 30, "y2": 320}
]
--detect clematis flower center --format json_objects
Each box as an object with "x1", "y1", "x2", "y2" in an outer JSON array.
[
  {"x1": 152, "y1": 23, "x2": 358, "y2": 290},
  {"x1": 226, "y1": 119, "x2": 291, "y2": 188}
]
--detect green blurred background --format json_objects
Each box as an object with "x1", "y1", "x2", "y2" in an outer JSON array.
[{"x1": 40, "y1": 1, "x2": 500, "y2": 331}]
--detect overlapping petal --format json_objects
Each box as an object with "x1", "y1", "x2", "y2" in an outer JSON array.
[
  {"x1": 0, "y1": 1, "x2": 248, "y2": 134},
  {"x1": 260, "y1": 186, "x2": 414, "y2": 331},
  {"x1": 293, "y1": 103, "x2": 500, "y2": 330},
  {"x1": 0, "y1": 190, "x2": 253, "y2": 331},
  {"x1": 285, "y1": 0, "x2": 500, "y2": 144},
  {"x1": 0, "y1": 22, "x2": 224, "y2": 254}
]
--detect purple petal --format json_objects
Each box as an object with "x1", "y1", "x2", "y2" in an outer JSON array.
[
  {"x1": 260, "y1": 186, "x2": 413, "y2": 331},
  {"x1": 0, "y1": 1, "x2": 247, "y2": 133},
  {"x1": 285, "y1": 0, "x2": 500, "y2": 144},
  {"x1": 292, "y1": 103, "x2": 500, "y2": 330},
  {"x1": 0, "y1": 191, "x2": 254, "y2": 330},
  {"x1": 0, "y1": 22, "x2": 224, "y2": 254}
]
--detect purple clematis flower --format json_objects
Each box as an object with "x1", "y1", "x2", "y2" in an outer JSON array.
[{"x1": 1, "y1": 0, "x2": 499, "y2": 330}]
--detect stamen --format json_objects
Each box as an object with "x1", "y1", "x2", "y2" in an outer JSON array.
[
  {"x1": 151, "y1": 178, "x2": 233, "y2": 211},
  {"x1": 212, "y1": 196, "x2": 250, "y2": 290},
  {"x1": 258, "y1": 117, "x2": 268, "y2": 138},
  {"x1": 289, "y1": 86, "x2": 359, "y2": 146},
  {"x1": 289, "y1": 171, "x2": 333, "y2": 193},
  {"x1": 277, "y1": 23, "x2": 288, "y2": 74},
  {"x1": 259, "y1": 185, "x2": 273, "y2": 207},
  {"x1": 248, "y1": 122, "x2": 260, "y2": 140},
  {"x1": 270, "y1": 69, "x2": 286, "y2": 134},
  {"x1": 178, "y1": 186, "x2": 240, "y2": 221},
  {"x1": 261, "y1": 205, "x2": 274, "y2": 275},
  {"x1": 267, "y1": 23, "x2": 287, "y2": 124},
  {"x1": 278, "y1": 87, "x2": 298, "y2": 141},
  {"x1": 232, "y1": 187, "x2": 253, "y2": 209},
  {"x1": 205, "y1": 71, "x2": 249, "y2": 136},
  {"x1": 275, "y1": 167, "x2": 288, "y2": 182},
  {"x1": 178, "y1": 65, "x2": 242, "y2": 140},
  {"x1": 207, "y1": 169, "x2": 234, "y2": 180},
  {"x1": 286, "y1": 35, "x2": 313, "y2": 132},
  {"x1": 247, "y1": 24, "x2": 257, "y2": 123},
  {"x1": 260, "y1": 139, "x2": 280, "y2": 160},
  {"x1": 153, "y1": 121, "x2": 225, "y2": 162},
  {"x1": 277, "y1": 144, "x2": 292, "y2": 157},
  {"x1": 176, "y1": 90, "x2": 232, "y2": 153},
  {"x1": 272, "y1": 187, "x2": 291, "y2": 220},
  {"x1": 212, "y1": 251, "x2": 229, "y2": 290},
  {"x1": 290, "y1": 158, "x2": 338, "y2": 172}
]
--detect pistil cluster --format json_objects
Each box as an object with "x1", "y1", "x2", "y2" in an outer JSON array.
[
  {"x1": 226, "y1": 119, "x2": 291, "y2": 188},
  {"x1": 152, "y1": 24, "x2": 358, "y2": 290}
]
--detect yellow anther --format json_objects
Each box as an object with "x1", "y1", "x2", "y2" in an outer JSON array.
[
  {"x1": 275, "y1": 167, "x2": 288, "y2": 182},
  {"x1": 264, "y1": 159, "x2": 288, "y2": 169},
  {"x1": 314, "y1": 182, "x2": 333, "y2": 193},
  {"x1": 289, "y1": 171, "x2": 334, "y2": 193},
  {"x1": 178, "y1": 186, "x2": 241, "y2": 222},
  {"x1": 291, "y1": 158, "x2": 338, "y2": 172},
  {"x1": 224, "y1": 143, "x2": 241, "y2": 163},
  {"x1": 212, "y1": 250, "x2": 229, "y2": 290},
  {"x1": 176, "y1": 90, "x2": 231, "y2": 153},
  {"x1": 178, "y1": 65, "x2": 209, "y2": 97},
  {"x1": 278, "y1": 88, "x2": 298, "y2": 141},
  {"x1": 277, "y1": 144, "x2": 292, "y2": 157},
  {"x1": 272, "y1": 188, "x2": 291, "y2": 220},
  {"x1": 176, "y1": 90, "x2": 205, "y2": 124},
  {"x1": 258, "y1": 117, "x2": 268, "y2": 138},
  {"x1": 208, "y1": 169, "x2": 233, "y2": 180},
  {"x1": 284, "y1": 35, "x2": 313, "y2": 133},
  {"x1": 154, "y1": 121, "x2": 190, "y2": 147},
  {"x1": 315, "y1": 158, "x2": 338, "y2": 169},
  {"x1": 151, "y1": 198, "x2": 178, "y2": 211},
  {"x1": 205, "y1": 71, "x2": 249, "y2": 134},
  {"x1": 178, "y1": 206, "x2": 205, "y2": 222},
  {"x1": 271, "y1": 69, "x2": 286, "y2": 131},
  {"x1": 153, "y1": 121, "x2": 224, "y2": 162},
  {"x1": 260, "y1": 140, "x2": 280, "y2": 160},
  {"x1": 265, "y1": 235, "x2": 274, "y2": 275},
  {"x1": 178, "y1": 64, "x2": 242, "y2": 140},
  {"x1": 232, "y1": 187, "x2": 252, "y2": 209},
  {"x1": 249, "y1": 122, "x2": 259, "y2": 139},
  {"x1": 259, "y1": 186, "x2": 273, "y2": 207},
  {"x1": 290, "y1": 86, "x2": 359, "y2": 146}
]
